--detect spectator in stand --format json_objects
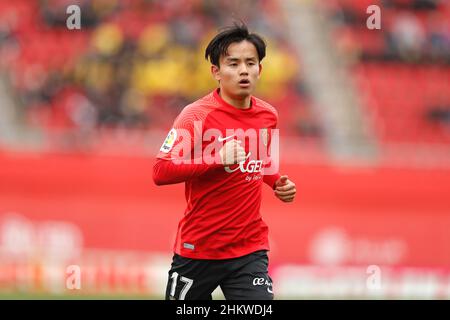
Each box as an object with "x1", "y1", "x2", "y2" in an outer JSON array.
[
  {"x1": 426, "y1": 105, "x2": 450, "y2": 125},
  {"x1": 426, "y1": 11, "x2": 450, "y2": 63},
  {"x1": 387, "y1": 11, "x2": 427, "y2": 62}
]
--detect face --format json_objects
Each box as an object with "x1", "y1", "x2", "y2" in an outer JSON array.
[{"x1": 211, "y1": 40, "x2": 262, "y2": 99}]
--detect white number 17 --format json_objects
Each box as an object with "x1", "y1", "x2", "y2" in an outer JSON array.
[{"x1": 170, "y1": 272, "x2": 194, "y2": 300}]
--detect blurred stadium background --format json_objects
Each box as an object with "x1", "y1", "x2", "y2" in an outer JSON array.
[{"x1": 0, "y1": 0, "x2": 449, "y2": 299}]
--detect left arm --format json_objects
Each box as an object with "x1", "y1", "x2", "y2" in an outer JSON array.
[{"x1": 262, "y1": 109, "x2": 296, "y2": 201}]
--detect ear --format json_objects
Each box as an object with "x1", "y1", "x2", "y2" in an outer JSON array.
[
  {"x1": 257, "y1": 63, "x2": 262, "y2": 79},
  {"x1": 211, "y1": 65, "x2": 221, "y2": 82}
]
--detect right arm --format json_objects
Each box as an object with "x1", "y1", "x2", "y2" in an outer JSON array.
[
  {"x1": 153, "y1": 104, "x2": 246, "y2": 186},
  {"x1": 152, "y1": 159, "x2": 215, "y2": 186},
  {"x1": 153, "y1": 138, "x2": 247, "y2": 185}
]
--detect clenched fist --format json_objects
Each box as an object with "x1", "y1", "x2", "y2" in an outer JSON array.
[
  {"x1": 274, "y1": 175, "x2": 296, "y2": 202},
  {"x1": 219, "y1": 139, "x2": 247, "y2": 166}
]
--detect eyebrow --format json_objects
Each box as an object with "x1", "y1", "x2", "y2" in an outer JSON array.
[{"x1": 225, "y1": 57, "x2": 257, "y2": 62}]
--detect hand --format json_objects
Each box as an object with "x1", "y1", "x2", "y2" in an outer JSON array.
[
  {"x1": 274, "y1": 175, "x2": 296, "y2": 202},
  {"x1": 219, "y1": 139, "x2": 247, "y2": 166}
]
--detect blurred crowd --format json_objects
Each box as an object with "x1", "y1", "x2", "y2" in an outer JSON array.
[
  {"x1": 322, "y1": 0, "x2": 450, "y2": 144},
  {"x1": 325, "y1": 0, "x2": 450, "y2": 64},
  {"x1": 0, "y1": 0, "x2": 321, "y2": 142}
]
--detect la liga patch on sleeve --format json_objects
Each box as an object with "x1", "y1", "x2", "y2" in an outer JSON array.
[{"x1": 160, "y1": 128, "x2": 177, "y2": 153}]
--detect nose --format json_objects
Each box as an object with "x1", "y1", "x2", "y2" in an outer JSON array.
[{"x1": 239, "y1": 63, "x2": 248, "y2": 75}]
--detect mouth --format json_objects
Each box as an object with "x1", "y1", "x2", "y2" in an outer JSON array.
[{"x1": 238, "y1": 79, "x2": 251, "y2": 88}]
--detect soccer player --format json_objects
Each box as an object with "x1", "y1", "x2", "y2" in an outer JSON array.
[{"x1": 153, "y1": 23, "x2": 296, "y2": 300}]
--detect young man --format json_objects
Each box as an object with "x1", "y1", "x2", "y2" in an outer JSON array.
[{"x1": 153, "y1": 24, "x2": 296, "y2": 300}]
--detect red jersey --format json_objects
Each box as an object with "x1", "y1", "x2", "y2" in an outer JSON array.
[{"x1": 153, "y1": 89, "x2": 280, "y2": 259}]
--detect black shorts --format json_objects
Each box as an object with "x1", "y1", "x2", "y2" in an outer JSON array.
[{"x1": 165, "y1": 250, "x2": 274, "y2": 300}]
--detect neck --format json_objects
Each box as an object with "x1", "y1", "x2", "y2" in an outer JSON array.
[{"x1": 219, "y1": 89, "x2": 251, "y2": 109}]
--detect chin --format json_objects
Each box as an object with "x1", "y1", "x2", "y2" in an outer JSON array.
[{"x1": 236, "y1": 88, "x2": 253, "y2": 97}]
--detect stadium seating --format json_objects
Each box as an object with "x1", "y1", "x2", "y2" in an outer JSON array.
[
  {"x1": 0, "y1": 0, "x2": 322, "y2": 143},
  {"x1": 324, "y1": 0, "x2": 450, "y2": 145}
]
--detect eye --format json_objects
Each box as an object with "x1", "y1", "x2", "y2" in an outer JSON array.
[{"x1": 230, "y1": 63, "x2": 238, "y2": 67}]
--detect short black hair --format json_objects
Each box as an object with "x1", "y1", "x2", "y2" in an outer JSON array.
[{"x1": 205, "y1": 23, "x2": 266, "y2": 67}]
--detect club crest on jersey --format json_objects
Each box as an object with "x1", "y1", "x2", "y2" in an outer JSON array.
[
  {"x1": 160, "y1": 128, "x2": 177, "y2": 153},
  {"x1": 261, "y1": 128, "x2": 268, "y2": 147}
]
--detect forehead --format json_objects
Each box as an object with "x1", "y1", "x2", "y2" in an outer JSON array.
[{"x1": 221, "y1": 40, "x2": 258, "y2": 60}]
